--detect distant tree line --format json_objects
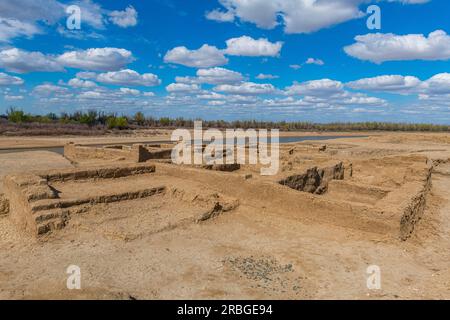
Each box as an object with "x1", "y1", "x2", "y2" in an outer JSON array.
[
  {"x1": 2, "y1": 108, "x2": 449, "y2": 132},
  {"x1": 4, "y1": 108, "x2": 129, "y2": 129}
]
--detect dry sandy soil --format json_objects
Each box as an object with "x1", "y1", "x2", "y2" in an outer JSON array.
[{"x1": 0, "y1": 132, "x2": 449, "y2": 300}]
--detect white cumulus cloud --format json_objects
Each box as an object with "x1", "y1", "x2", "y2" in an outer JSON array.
[
  {"x1": 346, "y1": 73, "x2": 450, "y2": 96},
  {"x1": 33, "y1": 84, "x2": 69, "y2": 96},
  {"x1": 256, "y1": 73, "x2": 279, "y2": 80},
  {"x1": 225, "y1": 36, "x2": 283, "y2": 57},
  {"x1": 0, "y1": 72, "x2": 24, "y2": 85},
  {"x1": 96, "y1": 69, "x2": 161, "y2": 87},
  {"x1": 109, "y1": 5, "x2": 138, "y2": 28},
  {"x1": 0, "y1": 48, "x2": 63, "y2": 73},
  {"x1": 347, "y1": 75, "x2": 421, "y2": 93},
  {"x1": 205, "y1": 9, "x2": 235, "y2": 22},
  {"x1": 0, "y1": 0, "x2": 64, "y2": 24},
  {"x1": 344, "y1": 30, "x2": 450, "y2": 63},
  {"x1": 0, "y1": 18, "x2": 41, "y2": 42},
  {"x1": 305, "y1": 58, "x2": 324, "y2": 65},
  {"x1": 166, "y1": 83, "x2": 201, "y2": 93},
  {"x1": 176, "y1": 67, "x2": 244, "y2": 85},
  {"x1": 206, "y1": 0, "x2": 429, "y2": 34},
  {"x1": 0, "y1": 0, "x2": 141, "y2": 42},
  {"x1": 57, "y1": 47, "x2": 134, "y2": 71},
  {"x1": 68, "y1": 78, "x2": 98, "y2": 88},
  {"x1": 164, "y1": 44, "x2": 228, "y2": 68},
  {"x1": 285, "y1": 79, "x2": 344, "y2": 96},
  {"x1": 119, "y1": 87, "x2": 140, "y2": 96},
  {"x1": 422, "y1": 73, "x2": 450, "y2": 95},
  {"x1": 214, "y1": 82, "x2": 276, "y2": 95}
]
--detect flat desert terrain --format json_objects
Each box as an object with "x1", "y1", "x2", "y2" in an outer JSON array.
[{"x1": 0, "y1": 132, "x2": 449, "y2": 300}]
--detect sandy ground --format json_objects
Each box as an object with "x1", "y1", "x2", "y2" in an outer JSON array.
[{"x1": 0, "y1": 132, "x2": 449, "y2": 300}]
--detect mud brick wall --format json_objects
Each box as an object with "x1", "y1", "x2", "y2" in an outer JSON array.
[
  {"x1": 374, "y1": 162, "x2": 433, "y2": 240},
  {"x1": 2, "y1": 174, "x2": 57, "y2": 234},
  {"x1": 2, "y1": 164, "x2": 158, "y2": 236},
  {"x1": 0, "y1": 193, "x2": 9, "y2": 215},
  {"x1": 43, "y1": 164, "x2": 156, "y2": 182},
  {"x1": 398, "y1": 166, "x2": 432, "y2": 240},
  {"x1": 65, "y1": 143, "x2": 135, "y2": 162},
  {"x1": 65, "y1": 143, "x2": 174, "y2": 163},
  {"x1": 279, "y1": 162, "x2": 345, "y2": 194},
  {"x1": 132, "y1": 145, "x2": 173, "y2": 162}
]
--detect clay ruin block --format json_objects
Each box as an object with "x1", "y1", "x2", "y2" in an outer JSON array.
[
  {"x1": 2, "y1": 164, "x2": 161, "y2": 236},
  {"x1": 202, "y1": 163, "x2": 241, "y2": 172},
  {"x1": 44, "y1": 164, "x2": 156, "y2": 183},
  {"x1": 0, "y1": 194, "x2": 9, "y2": 215},
  {"x1": 146, "y1": 143, "x2": 175, "y2": 149},
  {"x1": 65, "y1": 143, "x2": 137, "y2": 163},
  {"x1": 25, "y1": 185, "x2": 58, "y2": 202},
  {"x1": 279, "y1": 162, "x2": 345, "y2": 194},
  {"x1": 197, "y1": 201, "x2": 238, "y2": 222},
  {"x1": 129, "y1": 165, "x2": 156, "y2": 175},
  {"x1": 319, "y1": 162, "x2": 345, "y2": 181},
  {"x1": 9, "y1": 174, "x2": 46, "y2": 187},
  {"x1": 133, "y1": 144, "x2": 173, "y2": 162},
  {"x1": 30, "y1": 186, "x2": 166, "y2": 236},
  {"x1": 104, "y1": 145, "x2": 125, "y2": 150},
  {"x1": 372, "y1": 163, "x2": 433, "y2": 240}
]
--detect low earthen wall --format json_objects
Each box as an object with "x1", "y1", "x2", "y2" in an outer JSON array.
[
  {"x1": 64, "y1": 143, "x2": 134, "y2": 162},
  {"x1": 64, "y1": 143, "x2": 174, "y2": 163}
]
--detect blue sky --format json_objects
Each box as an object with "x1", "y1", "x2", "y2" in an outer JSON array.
[{"x1": 0, "y1": 0, "x2": 449, "y2": 123}]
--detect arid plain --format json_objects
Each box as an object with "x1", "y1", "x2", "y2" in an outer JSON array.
[{"x1": 0, "y1": 131, "x2": 449, "y2": 299}]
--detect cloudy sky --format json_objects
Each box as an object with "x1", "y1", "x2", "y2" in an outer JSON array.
[{"x1": 0, "y1": 0, "x2": 449, "y2": 123}]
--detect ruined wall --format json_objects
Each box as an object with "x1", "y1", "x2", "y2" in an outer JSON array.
[
  {"x1": 278, "y1": 162, "x2": 345, "y2": 194},
  {"x1": 373, "y1": 162, "x2": 434, "y2": 240},
  {"x1": 3, "y1": 174, "x2": 58, "y2": 234},
  {"x1": 134, "y1": 144, "x2": 172, "y2": 162},
  {"x1": 0, "y1": 193, "x2": 9, "y2": 215},
  {"x1": 326, "y1": 180, "x2": 390, "y2": 205},
  {"x1": 64, "y1": 143, "x2": 174, "y2": 163},
  {"x1": 64, "y1": 143, "x2": 134, "y2": 162},
  {"x1": 384, "y1": 165, "x2": 433, "y2": 240},
  {"x1": 155, "y1": 162, "x2": 397, "y2": 237},
  {"x1": 2, "y1": 164, "x2": 158, "y2": 236},
  {"x1": 398, "y1": 168, "x2": 432, "y2": 240},
  {"x1": 155, "y1": 161, "x2": 437, "y2": 240},
  {"x1": 43, "y1": 164, "x2": 156, "y2": 182}
]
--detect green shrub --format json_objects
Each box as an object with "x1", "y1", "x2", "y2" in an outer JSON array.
[
  {"x1": 6, "y1": 108, "x2": 30, "y2": 123},
  {"x1": 106, "y1": 116, "x2": 129, "y2": 129},
  {"x1": 78, "y1": 111, "x2": 98, "y2": 126},
  {"x1": 134, "y1": 112, "x2": 145, "y2": 125}
]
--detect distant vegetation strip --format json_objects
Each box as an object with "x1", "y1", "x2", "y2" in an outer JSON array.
[{"x1": 1, "y1": 108, "x2": 449, "y2": 136}]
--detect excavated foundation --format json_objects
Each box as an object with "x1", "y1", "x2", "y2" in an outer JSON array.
[
  {"x1": 2, "y1": 163, "x2": 240, "y2": 237},
  {"x1": 64, "y1": 143, "x2": 174, "y2": 163},
  {"x1": 278, "y1": 162, "x2": 345, "y2": 194},
  {"x1": 1, "y1": 149, "x2": 437, "y2": 241}
]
